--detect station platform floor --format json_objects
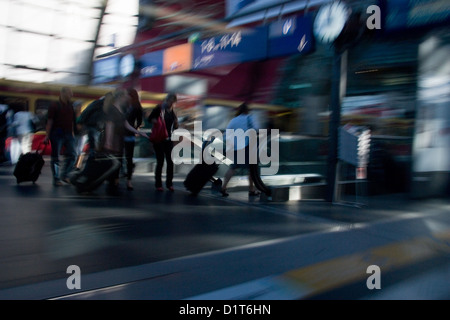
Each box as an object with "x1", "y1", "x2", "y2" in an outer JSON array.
[{"x1": 0, "y1": 157, "x2": 448, "y2": 300}]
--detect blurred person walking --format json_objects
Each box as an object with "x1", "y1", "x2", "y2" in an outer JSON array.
[
  {"x1": 123, "y1": 88, "x2": 143, "y2": 191},
  {"x1": 220, "y1": 102, "x2": 260, "y2": 197},
  {"x1": 12, "y1": 103, "x2": 37, "y2": 155},
  {"x1": 101, "y1": 88, "x2": 148, "y2": 195},
  {"x1": 148, "y1": 93, "x2": 178, "y2": 192},
  {"x1": 77, "y1": 93, "x2": 111, "y2": 158},
  {"x1": 44, "y1": 87, "x2": 77, "y2": 186}
]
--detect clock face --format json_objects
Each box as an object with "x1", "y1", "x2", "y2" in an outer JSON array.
[
  {"x1": 120, "y1": 54, "x2": 135, "y2": 78},
  {"x1": 314, "y1": 2, "x2": 350, "y2": 43}
]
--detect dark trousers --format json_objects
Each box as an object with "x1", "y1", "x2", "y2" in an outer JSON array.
[
  {"x1": 124, "y1": 138, "x2": 135, "y2": 180},
  {"x1": 107, "y1": 153, "x2": 123, "y2": 187},
  {"x1": 153, "y1": 139, "x2": 174, "y2": 188},
  {"x1": 0, "y1": 133, "x2": 6, "y2": 162},
  {"x1": 50, "y1": 130, "x2": 76, "y2": 181}
]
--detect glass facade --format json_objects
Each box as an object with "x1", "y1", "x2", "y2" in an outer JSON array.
[{"x1": 0, "y1": 0, "x2": 138, "y2": 85}]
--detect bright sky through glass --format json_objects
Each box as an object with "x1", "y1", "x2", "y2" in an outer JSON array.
[{"x1": 0, "y1": 0, "x2": 138, "y2": 85}]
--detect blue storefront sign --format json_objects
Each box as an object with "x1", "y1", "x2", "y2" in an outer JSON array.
[
  {"x1": 267, "y1": 15, "x2": 314, "y2": 58},
  {"x1": 139, "y1": 50, "x2": 164, "y2": 78},
  {"x1": 91, "y1": 56, "x2": 119, "y2": 84},
  {"x1": 192, "y1": 26, "x2": 268, "y2": 70}
]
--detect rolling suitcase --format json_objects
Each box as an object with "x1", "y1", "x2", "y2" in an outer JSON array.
[
  {"x1": 184, "y1": 162, "x2": 222, "y2": 195},
  {"x1": 70, "y1": 153, "x2": 120, "y2": 194},
  {"x1": 13, "y1": 142, "x2": 48, "y2": 184},
  {"x1": 184, "y1": 138, "x2": 222, "y2": 195}
]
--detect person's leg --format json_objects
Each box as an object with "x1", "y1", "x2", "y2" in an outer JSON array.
[
  {"x1": 247, "y1": 172, "x2": 261, "y2": 196},
  {"x1": 221, "y1": 167, "x2": 235, "y2": 196},
  {"x1": 50, "y1": 132, "x2": 62, "y2": 185},
  {"x1": 153, "y1": 142, "x2": 164, "y2": 189},
  {"x1": 61, "y1": 133, "x2": 76, "y2": 182},
  {"x1": 23, "y1": 133, "x2": 32, "y2": 154},
  {"x1": 164, "y1": 140, "x2": 174, "y2": 190},
  {"x1": 0, "y1": 133, "x2": 6, "y2": 162},
  {"x1": 106, "y1": 153, "x2": 122, "y2": 196},
  {"x1": 248, "y1": 173, "x2": 255, "y2": 192},
  {"x1": 17, "y1": 134, "x2": 25, "y2": 155},
  {"x1": 124, "y1": 139, "x2": 135, "y2": 189}
]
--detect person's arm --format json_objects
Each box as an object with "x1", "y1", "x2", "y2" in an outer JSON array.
[
  {"x1": 136, "y1": 108, "x2": 143, "y2": 129},
  {"x1": 124, "y1": 120, "x2": 148, "y2": 138},
  {"x1": 172, "y1": 110, "x2": 179, "y2": 130},
  {"x1": 148, "y1": 105, "x2": 160, "y2": 125}
]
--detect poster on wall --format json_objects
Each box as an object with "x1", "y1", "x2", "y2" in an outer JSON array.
[
  {"x1": 163, "y1": 43, "x2": 193, "y2": 75},
  {"x1": 140, "y1": 50, "x2": 163, "y2": 78}
]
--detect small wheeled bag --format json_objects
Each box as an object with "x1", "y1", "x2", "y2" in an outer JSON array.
[{"x1": 13, "y1": 142, "x2": 48, "y2": 184}]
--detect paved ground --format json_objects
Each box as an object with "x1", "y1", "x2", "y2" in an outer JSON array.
[{"x1": 0, "y1": 157, "x2": 449, "y2": 300}]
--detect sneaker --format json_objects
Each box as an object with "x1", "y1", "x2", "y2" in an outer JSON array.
[
  {"x1": 167, "y1": 186, "x2": 174, "y2": 192},
  {"x1": 220, "y1": 188, "x2": 229, "y2": 197},
  {"x1": 156, "y1": 187, "x2": 164, "y2": 192},
  {"x1": 53, "y1": 179, "x2": 63, "y2": 186},
  {"x1": 249, "y1": 190, "x2": 261, "y2": 196}
]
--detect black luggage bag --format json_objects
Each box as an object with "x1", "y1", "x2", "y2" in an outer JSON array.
[
  {"x1": 184, "y1": 138, "x2": 222, "y2": 195},
  {"x1": 70, "y1": 153, "x2": 120, "y2": 194},
  {"x1": 13, "y1": 143, "x2": 47, "y2": 184},
  {"x1": 184, "y1": 162, "x2": 222, "y2": 195}
]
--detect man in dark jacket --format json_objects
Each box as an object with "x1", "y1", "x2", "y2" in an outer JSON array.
[{"x1": 44, "y1": 87, "x2": 76, "y2": 186}]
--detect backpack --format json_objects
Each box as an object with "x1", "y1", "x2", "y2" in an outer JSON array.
[{"x1": 77, "y1": 99, "x2": 106, "y2": 130}]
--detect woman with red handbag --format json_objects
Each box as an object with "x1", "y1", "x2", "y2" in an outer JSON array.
[{"x1": 148, "y1": 93, "x2": 178, "y2": 192}]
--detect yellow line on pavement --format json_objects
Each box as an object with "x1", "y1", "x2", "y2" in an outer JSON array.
[{"x1": 282, "y1": 231, "x2": 450, "y2": 298}]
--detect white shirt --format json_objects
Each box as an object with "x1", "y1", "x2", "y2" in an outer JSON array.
[{"x1": 13, "y1": 111, "x2": 34, "y2": 135}]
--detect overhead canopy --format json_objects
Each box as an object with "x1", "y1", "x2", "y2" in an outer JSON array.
[
  {"x1": 226, "y1": 0, "x2": 328, "y2": 27},
  {"x1": 0, "y1": 0, "x2": 139, "y2": 85}
]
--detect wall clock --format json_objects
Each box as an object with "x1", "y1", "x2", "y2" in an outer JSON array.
[
  {"x1": 120, "y1": 54, "x2": 136, "y2": 78},
  {"x1": 314, "y1": 1, "x2": 350, "y2": 43}
]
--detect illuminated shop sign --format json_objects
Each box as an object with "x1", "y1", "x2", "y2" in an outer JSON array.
[
  {"x1": 163, "y1": 43, "x2": 193, "y2": 74},
  {"x1": 268, "y1": 15, "x2": 314, "y2": 58},
  {"x1": 139, "y1": 50, "x2": 163, "y2": 78},
  {"x1": 92, "y1": 56, "x2": 119, "y2": 84},
  {"x1": 192, "y1": 26, "x2": 268, "y2": 70},
  {"x1": 385, "y1": 0, "x2": 450, "y2": 30}
]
